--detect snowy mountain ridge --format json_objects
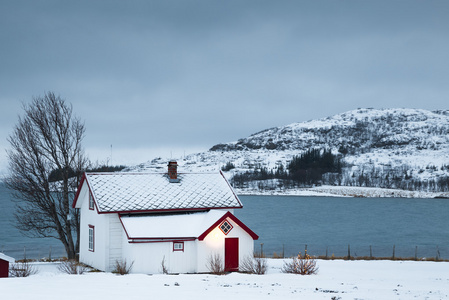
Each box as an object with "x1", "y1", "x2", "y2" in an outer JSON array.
[{"x1": 126, "y1": 108, "x2": 449, "y2": 196}]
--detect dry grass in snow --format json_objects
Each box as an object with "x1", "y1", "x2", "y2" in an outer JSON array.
[{"x1": 1, "y1": 259, "x2": 448, "y2": 300}]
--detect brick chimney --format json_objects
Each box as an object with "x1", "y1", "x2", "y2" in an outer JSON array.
[{"x1": 167, "y1": 160, "x2": 179, "y2": 182}]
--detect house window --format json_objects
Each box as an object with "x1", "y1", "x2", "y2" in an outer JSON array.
[
  {"x1": 88, "y1": 225, "x2": 95, "y2": 252},
  {"x1": 173, "y1": 242, "x2": 184, "y2": 252},
  {"x1": 219, "y1": 220, "x2": 233, "y2": 235},
  {"x1": 89, "y1": 192, "x2": 94, "y2": 210}
]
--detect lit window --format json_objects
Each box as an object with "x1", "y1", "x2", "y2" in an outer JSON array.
[
  {"x1": 88, "y1": 225, "x2": 94, "y2": 251},
  {"x1": 219, "y1": 220, "x2": 233, "y2": 235},
  {"x1": 173, "y1": 242, "x2": 184, "y2": 252},
  {"x1": 89, "y1": 192, "x2": 94, "y2": 210}
]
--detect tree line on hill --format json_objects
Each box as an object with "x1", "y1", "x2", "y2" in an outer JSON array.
[
  {"x1": 230, "y1": 148, "x2": 343, "y2": 189},
  {"x1": 48, "y1": 165, "x2": 127, "y2": 182},
  {"x1": 228, "y1": 148, "x2": 449, "y2": 193}
]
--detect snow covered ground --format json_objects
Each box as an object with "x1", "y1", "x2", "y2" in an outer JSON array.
[{"x1": 2, "y1": 259, "x2": 448, "y2": 299}]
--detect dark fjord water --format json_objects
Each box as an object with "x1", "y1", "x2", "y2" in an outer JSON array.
[
  {"x1": 1, "y1": 183, "x2": 448, "y2": 259},
  {"x1": 0, "y1": 183, "x2": 66, "y2": 259},
  {"x1": 235, "y1": 195, "x2": 449, "y2": 259}
]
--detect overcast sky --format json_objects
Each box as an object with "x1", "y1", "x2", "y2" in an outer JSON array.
[{"x1": 1, "y1": 0, "x2": 448, "y2": 174}]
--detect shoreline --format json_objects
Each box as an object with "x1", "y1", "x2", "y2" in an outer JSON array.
[{"x1": 234, "y1": 185, "x2": 449, "y2": 198}]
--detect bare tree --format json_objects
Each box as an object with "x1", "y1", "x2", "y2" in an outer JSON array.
[{"x1": 5, "y1": 92, "x2": 88, "y2": 259}]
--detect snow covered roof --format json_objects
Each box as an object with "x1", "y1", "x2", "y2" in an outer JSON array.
[
  {"x1": 0, "y1": 252, "x2": 15, "y2": 263},
  {"x1": 120, "y1": 210, "x2": 258, "y2": 241},
  {"x1": 73, "y1": 172, "x2": 242, "y2": 213},
  {"x1": 120, "y1": 210, "x2": 226, "y2": 239}
]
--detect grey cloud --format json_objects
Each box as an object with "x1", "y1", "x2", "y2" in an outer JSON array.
[{"x1": 1, "y1": 0, "x2": 448, "y2": 169}]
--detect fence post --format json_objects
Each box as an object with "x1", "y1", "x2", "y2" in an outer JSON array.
[
  {"x1": 326, "y1": 246, "x2": 328, "y2": 259},
  {"x1": 415, "y1": 246, "x2": 418, "y2": 261},
  {"x1": 282, "y1": 244, "x2": 285, "y2": 258},
  {"x1": 436, "y1": 246, "x2": 440, "y2": 261},
  {"x1": 347, "y1": 244, "x2": 351, "y2": 260},
  {"x1": 392, "y1": 245, "x2": 395, "y2": 260},
  {"x1": 370, "y1": 245, "x2": 372, "y2": 259}
]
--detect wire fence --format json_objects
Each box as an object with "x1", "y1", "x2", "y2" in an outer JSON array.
[
  {"x1": 256, "y1": 243, "x2": 448, "y2": 261},
  {"x1": 2, "y1": 243, "x2": 448, "y2": 262},
  {"x1": 1, "y1": 245, "x2": 66, "y2": 261}
]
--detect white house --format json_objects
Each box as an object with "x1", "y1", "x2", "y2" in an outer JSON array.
[{"x1": 72, "y1": 161, "x2": 258, "y2": 274}]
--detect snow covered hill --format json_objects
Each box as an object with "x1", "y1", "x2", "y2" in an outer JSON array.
[{"x1": 126, "y1": 108, "x2": 449, "y2": 196}]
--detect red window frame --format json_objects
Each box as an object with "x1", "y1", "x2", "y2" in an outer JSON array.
[
  {"x1": 219, "y1": 220, "x2": 233, "y2": 235},
  {"x1": 88, "y1": 225, "x2": 95, "y2": 252},
  {"x1": 173, "y1": 241, "x2": 184, "y2": 252},
  {"x1": 88, "y1": 192, "x2": 94, "y2": 210}
]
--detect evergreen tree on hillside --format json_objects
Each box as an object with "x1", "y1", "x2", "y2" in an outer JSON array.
[{"x1": 288, "y1": 148, "x2": 341, "y2": 186}]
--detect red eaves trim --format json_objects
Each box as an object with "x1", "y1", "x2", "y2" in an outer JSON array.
[
  {"x1": 198, "y1": 211, "x2": 259, "y2": 241},
  {"x1": 130, "y1": 238, "x2": 196, "y2": 244},
  {"x1": 72, "y1": 173, "x2": 86, "y2": 208},
  {"x1": 72, "y1": 172, "x2": 100, "y2": 212},
  {"x1": 220, "y1": 170, "x2": 243, "y2": 208},
  {"x1": 129, "y1": 237, "x2": 196, "y2": 240},
  {"x1": 118, "y1": 214, "x2": 131, "y2": 240},
  {"x1": 97, "y1": 205, "x2": 242, "y2": 215}
]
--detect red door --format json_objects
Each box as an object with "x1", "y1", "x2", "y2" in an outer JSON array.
[{"x1": 225, "y1": 238, "x2": 239, "y2": 272}]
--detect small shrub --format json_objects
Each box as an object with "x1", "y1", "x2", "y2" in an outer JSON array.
[
  {"x1": 9, "y1": 261, "x2": 38, "y2": 277},
  {"x1": 112, "y1": 259, "x2": 134, "y2": 275},
  {"x1": 161, "y1": 256, "x2": 168, "y2": 274},
  {"x1": 58, "y1": 259, "x2": 88, "y2": 275},
  {"x1": 206, "y1": 253, "x2": 225, "y2": 275},
  {"x1": 282, "y1": 251, "x2": 318, "y2": 275},
  {"x1": 240, "y1": 255, "x2": 268, "y2": 275},
  {"x1": 221, "y1": 162, "x2": 236, "y2": 171}
]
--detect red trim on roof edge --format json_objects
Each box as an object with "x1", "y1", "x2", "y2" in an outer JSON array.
[
  {"x1": 127, "y1": 236, "x2": 197, "y2": 240},
  {"x1": 72, "y1": 173, "x2": 86, "y2": 208},
  {"x1": 130, "y1": 238, "x2": 196, "y2": 244},
  {"x1": 96, "y1": 205, "x2": 242, "y2": 215},
  {"x1": 220, "y1": 170, "x2": 243, "y2": 208},
  {"x1": 118, "y1": 214, "x2": 131, "y2": 240},
  {"x1": 198, "y1": 211, "x2": 258, "y2": 241},
  {"x1": 72, "y1": 173, "x2": 101, "y2": 213}
]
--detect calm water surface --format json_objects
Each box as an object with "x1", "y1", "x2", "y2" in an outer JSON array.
[
  {"x1": 236, "y1": 195, "x2": 449, "y2": 259},
  {"x1": 0, "y1": 183, "x2": 65, "y2": 259},
  {"x1": 1, "y1": 183, "x2": 448, "y2": 259}
]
